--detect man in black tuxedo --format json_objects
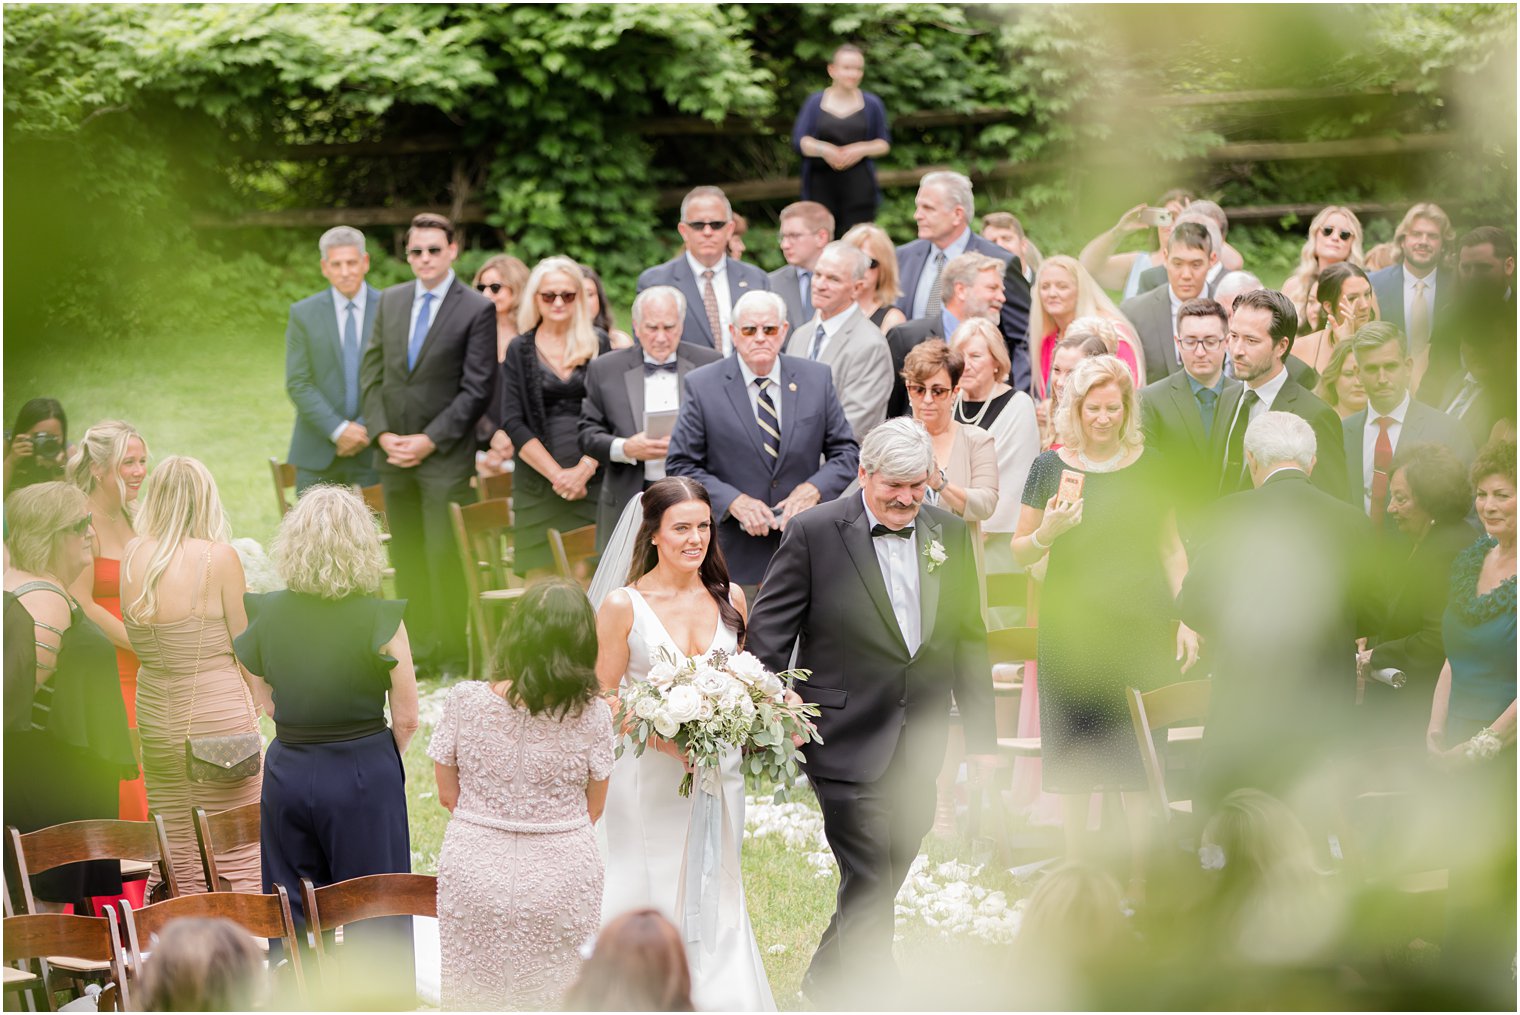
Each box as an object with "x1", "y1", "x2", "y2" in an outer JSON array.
[
  {"x1": 359, "y1": 213, "x2": 495, "y2": 675},
  {"x1": 769, "y1": 200, "x2": 833, "y2": 340},
  {"x1": 1216, "y1": 288, "x2": 1347, "y2": 500},
  {"x1": 284, "y1": 226, "x2": 380, "y2": 492},
  {"x1": 884, "y1": 251, "x2": 1005, "y2": 418},
  {"x1": 578, "y1": 285, "x2": 721, "y2": 547},
  {"x1": 636, "y1": 185, "x2": 771, "y2": 353},
  {"x1": 747, "y1": 418, "x2": 994, "y2": 1005},
  {"x1": 893, "y1": 171, "x2": 1032, "y2": 392},
  {"x1": 1120, "y1": 221, "x2": 1219, "y2": 384}
]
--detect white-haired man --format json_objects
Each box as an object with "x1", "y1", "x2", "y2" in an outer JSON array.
[
  {"x1": 748, "y1": 417, "x2": 995, "y2": 1007},
  {"x1": 578, "y1": 286, "x2": 723, "y2": 546}
]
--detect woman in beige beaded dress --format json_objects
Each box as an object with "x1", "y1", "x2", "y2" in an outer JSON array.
[{"x1": 122, "y1": 456, "x2": 269, "y2": 894}]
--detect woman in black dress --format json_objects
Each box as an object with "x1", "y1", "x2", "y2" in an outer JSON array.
[
  {"x1": 791, "y1": 44, "x2": 892, "y2": 236},
  {"x1": 1011, "y1": 356, "x2": 1199, "y2": 895},
  {"x1": 501, "y1": 256, "x2": 611, "y2": 577},
  {"x1": 234, "y1": 485, "x2": 418, "y2": 979}
]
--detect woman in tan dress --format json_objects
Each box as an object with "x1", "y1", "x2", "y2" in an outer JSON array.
[{"x1": 122, "y1": 456, "x2": 268, "y2": 894}]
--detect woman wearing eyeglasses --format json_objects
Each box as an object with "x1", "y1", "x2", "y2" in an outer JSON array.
[
  {"x1": 1282, "y1": 206, "x2": 1366, "y2": 335},
  {"x1": 501, "y1": 256, "x2": 612, "y2": 578},
  {"x1": 471, "y1": 255, "x2": 529, "y2": 478}
]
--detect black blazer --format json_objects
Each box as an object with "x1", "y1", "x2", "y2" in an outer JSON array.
[
  {"x1": 1138, "y1": 370, "x2": 1241, "y2": 536},
  {"x1": 883, "y1": 316, "x2": 945, "y2": 420},
  {"x1": 359, "y1": 277, "x2": 496, "y2": 472},
  {"x1": 1216, "y1": 372, "x2": 1349, "y2": 500},
  {"x1": 578, "y1": 342, "x2": 723, "y2": 544},
  {"x1": 746, "y1": 495, "x2": 994, "y2": 784},
  {"x1": 499, "y1": 327, "x2": 612, "y2": 454}
]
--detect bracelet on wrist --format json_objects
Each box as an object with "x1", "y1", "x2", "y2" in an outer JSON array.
[{"x1": 1027, "y1": 529, "x2": 1049, "y2": 552}]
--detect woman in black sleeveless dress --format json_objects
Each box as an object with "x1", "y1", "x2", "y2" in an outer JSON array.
[{"x1": 792, "y1": 45, "x2": 892, "y2": 236}]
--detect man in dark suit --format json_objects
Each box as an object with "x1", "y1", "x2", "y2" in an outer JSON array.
[
  {"x1": 636, "y1": 185, "x2": 771, "y2": 353},
  {"x1": 1368, "y1": 204, "x2": 1454, "y2": 374},
  {"x1": 1120, "y1": 221, "x2": 1218, "y2": 384},
  {"x1": 1343, "y1": 322, "x2": 1475, "y2": 520},
  {"x1": 884, "y1": 251, "x2": 1005, "y2": 418},
  {"x1": 578, "y1": 285, "x2": 721, "y2": 547},
  {"x1": 284, "y1": 226, "x2": 381, "y2": 492},
  {"x1": 666, "y1": 290, "x2": 858, "y2": 590},
  {"x1": 893, "y1": 171, "x2": 1032, "y2": 392},
  {"x1": 1216, "y1": 288, "x2": 1347, "y2": 500},
  {"x1": 1138, "y1": 297, "x2": 1240, "y2": 535},
  {"x1": 1135, "y1": 201, "x2": 1232, "y2": 297},
  {"x1": 769, "y1": 200, "x2": 833, "y2": 340},
  {"x1": 359, "y1": 213, "x2": 495, "y2": 676},
  {"x1": 747, "y1": 417, "x2": 994, "y2": 1006},
  {"x1": 1429, "y1": 227, "x2": 1519, "y2": 419}
]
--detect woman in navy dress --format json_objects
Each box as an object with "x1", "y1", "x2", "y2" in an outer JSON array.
[
  {"x1": 792, "y1": 45, "x2": 891, "y2": 235},
  {"x1": 234, "y1": 485, "x2": 418, "y2": 973}
]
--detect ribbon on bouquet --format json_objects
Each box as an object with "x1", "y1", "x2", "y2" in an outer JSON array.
[{"x1": 676, "y1": 763, "x2": 743, "y2": 973}]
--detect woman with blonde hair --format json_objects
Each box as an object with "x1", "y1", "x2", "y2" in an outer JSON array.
[
  {"x1": 1028, "y1": 256, "x2": 1143, "y2": 400},
  {"x1": 1012, "y1": 356, "x2": 1198, "y2": 896},
  {"x1": 1314, "y1": 338, "x2": 1368, "y2": 420},
  {"x1": 122, "y1": 456, "x2": 267, "y2": 894},
  {"x1": 1281, "y1": 205, "x2": 1365, "y2": 334},
  {"x1": 472, "y1": 254, "x2": 529, "y2": 476},
  {"x1": 234, "y1": 485, "x2": 417, "y2": 962},
  {"x1": 840, "y1": 222, "x2": 908, "y2": 333},
  {"x1": 65, "y1": 420, "x2": 151, "y2": 821},
  {"x1": 949, "y1": 318, "x2": 1040, "y2": 550},
  {"x1": 502, "y1": 256, "x2": 612, "y2": 576},
  {"x1": 138, "y1": 917, "x2": 266, "y2": 1011}
]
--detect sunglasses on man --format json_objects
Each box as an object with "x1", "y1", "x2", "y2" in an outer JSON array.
[
  {"x1": 407, "y1": 246, "x2": 445, "y2": 258},
  {"x1": 683, "y1": 220, "x2": 731, "y2": 233}
]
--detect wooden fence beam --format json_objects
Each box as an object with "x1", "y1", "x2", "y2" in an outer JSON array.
[{"x1": 191, "y1": 203, "x2": 488, "y2": 229}]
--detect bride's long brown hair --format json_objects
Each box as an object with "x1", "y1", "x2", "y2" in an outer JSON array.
[{"x1": 627, "y1": 477, "x2": 744, "y2": 645}]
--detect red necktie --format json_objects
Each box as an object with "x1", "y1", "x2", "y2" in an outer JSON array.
[{"x1": 1370, "y1": 415, "x2": 1394, "y2": 523}]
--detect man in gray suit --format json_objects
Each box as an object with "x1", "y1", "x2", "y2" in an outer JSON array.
[
  {"x1": 666, "y1": 290, "x2": 859, "y2": 589},
  {"x1": 1120, "y1": 221, "x2": 1218, "y2": 384},
  {"x1": 284, "y1": 225, "x2": 380, "y2": 492},
  {"x1": 783, "y1": 242, "x2": 893, "y2": 439},
  {"x1": 636, "y1": 185, "x2": 771, "y2": 353},
  {"x1": 1342, "y1": 322, "x2": 1474, "y2": 521},
  {"x1": 770, "y1": 201, "x2": 834, "y2": 340},
  {"x1": 578, "y1": 286, "x2": 722, "y2": 547}
]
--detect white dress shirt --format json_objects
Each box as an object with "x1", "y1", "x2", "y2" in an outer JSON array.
[
  {"x1": 610, "y1": 353, "x2": 682, "y2": 481},
  {"x1": 686, "y1": 251, "x2": 732, "y2": 350},
  {"x1": 1222, "y1": 364, "x2": 1291, "y2": 441},
  {"x1": 328, "y1": 285, "x2": 369, "y2": 441},
  {"x1": 1361, "y1": 392, "x2": 1411, "y2": 512},
  {"x1": 409, "y1": 270, "x2": 454, "y2": 340},
  {"x1": 802, "y1": 303, "x2": 859, "y2": 360},
  {"x1": 862, "y1": 493, "x2": 923, "y2": 655},
  {"x1": 912, "y1": 228, "x2": 973, "y2": 319},
  {"x1": 737, "y1": 356, "x2": 783, "y2": 431}
]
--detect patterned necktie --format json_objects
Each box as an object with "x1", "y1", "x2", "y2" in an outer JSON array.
[
  {"x1": 809, "y1": 322, "x2": 827, "y2": 360},
  {"x1": 1370, "y1": 415, "x2": 1395, "y2": 523},
  {"x1": 1221, "y1": 388, "x2": 1260, "y2": 492},
  {"x1": 342, "y1": 301, "x2": 361, "y2": 417},
  {"x1": 1196, "y1": 386, "x2": 1218, "y2": 441},
  {"x1": 407, "y1": 291, "x2": 434, "y2": 371},
  {"x1": 754, "y1": 377, "x2": 780, "y2": 461},
  {"x1": 701, "y1": 269, "x2": 722, "y2": 350},
  {"x1": 923, "y1": 249, "x2": 948, "y2": 320},
  {"x1": 1409, "y1": 278, "x2": 1431, "y2": 358}
]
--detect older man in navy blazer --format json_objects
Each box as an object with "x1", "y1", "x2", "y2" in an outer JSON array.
[
  {"x1": 666, "y1": 290, "x2": 859, "y2": 588},
  {"x1": 637, "y1": 185, "x2": 771, "y2": 353},
  {"x1": 894, "y1": 171, "x2": 1032, "y2": 392},
  {"x1": 285, "y1": 226, "x2": 381, "y2": 492}
]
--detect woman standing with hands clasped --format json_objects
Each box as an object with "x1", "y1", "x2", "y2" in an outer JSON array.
[
  {"x1": 1011, "y1": 356, "x2": 1199, "y2": 899},
  {"x1": 792, "y1": 44, "x2": 892, "y2": 236}
]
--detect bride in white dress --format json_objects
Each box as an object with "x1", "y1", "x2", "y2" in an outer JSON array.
[{"x1": 592, "y1": 477, "x2": 775, "y2": 1012}]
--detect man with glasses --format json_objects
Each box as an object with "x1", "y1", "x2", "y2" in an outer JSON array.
[
  {"x1": 284, "y1": 225, "x2": 381, "y2": 492},
  {"x1": 770, "y1": 201, "x2": 834, "y2": 340},
  {"x1": 667, "y1": 290, "x2": 858, "y2": 593},
  {"x1": 360, "y1": 212, "x2": 495, "y2": 679},
  {"x1": 636, "y1": 186, "x2": 771, "y2": 354}
]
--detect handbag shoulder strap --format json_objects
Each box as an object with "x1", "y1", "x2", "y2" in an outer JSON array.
[{"x1": 183, "y1": 547, "x2": 214, "y2": 740}]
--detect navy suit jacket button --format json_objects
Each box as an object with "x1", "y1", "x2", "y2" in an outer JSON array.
[{"x1": 897, "y1": 698, "x2": 907, "y2": 707}]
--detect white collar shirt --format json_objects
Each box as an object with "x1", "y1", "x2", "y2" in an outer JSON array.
[
  {"x1": 609, "y1": 351, "x2": 683, "y2": 479},
  {"x1": 409, "y1": 270, "x2": 454, "y2": 338},
  {"x1": 686, "y1": 252, "x2": 733, "y2": 351},
  {"x1": 803, "y1": 303, "x2": 858, "y2": 360},
  {"x1": 861, "y1": 492, "x2": 922, "y2": 655},
  {"x1": 1361, "y1": 391, "x2": 1412, "y2": 512},
  {"x1": 1250, "y1": 365, "x2": 1292, "y2": 416},
  {"x1": 737, "y1": 355, "x2": 783, "y2": 431}
]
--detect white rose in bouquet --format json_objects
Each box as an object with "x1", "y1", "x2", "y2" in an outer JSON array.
[
  {"x1": 692, "y1": 668, "x2": 729, "y2": 697},
  {"x1": 736, "y1": 693, "x2": 757, "y2": 720},
  {"x1": 633, "y1": 695, "x2": 661, "y2": 721},
  {"x1": 697, "y1": 697, "x2": 716, "y2": 721},
  {"x1": 758, "y1": 671, "x2": 785, "y2": 698},
  {"x1": 726, "y1": 651, "x2": 768, "y2": 685},
  {"x1": 647, "y1": 658, "x2": 679, "y2": 688},
  {"x1": 652, "y1": 709, "x2": 679, "y2": 739},
  {"x1": 664, "y1": 684, "x2": 702, "y2": 723},
  {"x1": 717, "y1": 679, "x2": 748, "y2": 710}
]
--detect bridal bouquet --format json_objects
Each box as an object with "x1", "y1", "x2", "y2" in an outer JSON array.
[{"x1": 615, "y1": 647, "x2": 821, "y2": 797}]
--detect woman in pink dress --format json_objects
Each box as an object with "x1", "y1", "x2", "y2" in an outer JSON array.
[{"x1": 1027, "y1": 255, "x2": 1144, "y2": 401}]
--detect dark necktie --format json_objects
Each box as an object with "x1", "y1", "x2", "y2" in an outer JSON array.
[
  {"x1": 871, "y1": 523, "x2": 914, "y2": 539},
  {"x1": 342, "y1": 301, "x2": 361, "y2": 418},
  {"x1": 754, "y1": 377, "x2": 780, "y2": 461},
  {"x1": 643, "y1": 359, "x2": 678, "y2": 375},
  {"x1": 809, "y1": 322, "x2": 827, "y2": 360},
  {"x1": 799, "y1": 269, "x2": 812, "y2": 308},
  {"x1": 1195, "y1": 386, "x2": 1218, "y2": 441},
  {"x1": 923, "y1": 249, "x2": 948, "y2": 320},
  {"x1": 1221, "y1": 388, "x2": 1260, "y2": 492},
  {"x1": 1370, "y1": 415, "x2": 1395, "y2": 523}
]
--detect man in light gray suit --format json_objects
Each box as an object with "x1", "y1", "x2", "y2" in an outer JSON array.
[
  {"x1": 1120, "y1": 221, "x2": 1219, "y2": 383},
  {"x1": 578, "y1": 286, "x2": 722, "y2": 547},
  {"x1": 784, "y1": 242, "x2": 893, "y2": 439},
  {"x1": 636, "y1": 185, "x2": 771, "y2": 353},
  {"x1": 769, "y1": 200, "x2": 834, "y2": 340}
]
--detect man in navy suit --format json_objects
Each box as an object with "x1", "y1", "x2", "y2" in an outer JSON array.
[
  {"x1": 893, "y1": 171, "x2": 1032, "y2": 392},
  {"x1": 1368, "y1": 204, "x2": 1454, "y2": 375},
  {"x1": 666, "y1": 290, "x2": 859, "y2": 590},
  {"x1": 285, "y1": 226, "x2": 380, "y2": 492},
  {"x1": 636, "y1": 185, "x2": 771, "y2": 354}
]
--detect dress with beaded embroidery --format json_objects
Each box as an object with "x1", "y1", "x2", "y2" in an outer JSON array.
[{"x1": 428, "y1": 682, "x2": 613, "y2": 1011}]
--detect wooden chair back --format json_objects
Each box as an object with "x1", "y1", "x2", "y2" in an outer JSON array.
[
  {"x1": 269, "y1": 458, "x2": 298, "y2": 517},
  {"x1": 3, "y1": 912, "x2": 131, "y2": 1011},
  {"x1": 478, "y1": 470, "x2": 513, "y2": 504},
  {"x1": 119, "y1": 886, "x2": 304, "y2": 999},
  {"x1": 299, "y1": 873, "x2": 437, "y2": 982},
  {"x1": 7, "y1": 817, "x2": 178, "y2": 915},
  {"x1": 192, "y1": 803, "x2": 261, "y2": 893},
  {"x1": 1127, "y1": 679, "x2": 1212, "y2": 820},
  {"x1": 547, "y1": 524, "x2": 599, "y2": 586},
  {"x1": 450, "y1": 498, "x2": 517, "y2": 676}
]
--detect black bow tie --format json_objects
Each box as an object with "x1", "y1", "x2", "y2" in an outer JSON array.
[
  {"x1": 870, "y1": 523, "x2": 913, "y2": 539},
  {"x1": 644, "y1": 359, "x2": 678, "y2": 375}
]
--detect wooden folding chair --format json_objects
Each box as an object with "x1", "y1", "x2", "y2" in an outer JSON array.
[
  {"x1": 192, "y1": 803, "x2": 261, "y2": 893},
  {"x1": 119, "y1": 886, "x2": 305, "y2": 1001},
  {"x1": 3, "y1": 911, "x2": 132, "y2": 1011},
  {"x1": 547, "y1": 524, "x2": 599, "y2": 587},
  {"x1": 269, "y1": 458, "x2": 298, "y2": 517},
  {"x1": 963, "y1": 625, "x2": 1040, "y2": 852},
  {"x1": 1126, "y1": 678, "x2": 1212, "y2": 824},
  {"x1": 300, "y1": 873, "x2": 436, "y2": 994},
  {"x1": 477, "y1": 470, "x2": 513, "y2": 504},
  {"x1": 7, "y1": 817, "x2": 178, "y2": 917},
  {"x1": 450, "y1": 499, "x2": 525, "y2": 678}
]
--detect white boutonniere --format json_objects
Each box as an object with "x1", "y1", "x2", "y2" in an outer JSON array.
[{"x1": 923, "y1": 538, "x2": 946, "y2": 572}]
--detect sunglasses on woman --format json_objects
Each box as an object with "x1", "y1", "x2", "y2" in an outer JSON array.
[
  {"x1": 475, "y1": 282, "x2": 505, "y2": 294},
  {"x1": 63, "y1": 513, "x2": 92, "y2": 535},
  {"x1": 1320, "y1": 226, "x2": 1354, "y2": 242},
  {"x1": 538, "y1": 290, "x2": 578, "y2": 305}
]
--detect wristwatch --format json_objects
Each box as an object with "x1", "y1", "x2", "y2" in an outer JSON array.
[{"x1": 933, "y1": 467, "x2": 947, "y2": 492}]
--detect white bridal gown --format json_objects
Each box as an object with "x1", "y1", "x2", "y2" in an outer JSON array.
[{"x1": 599, "y1": 588, "x2": 775, "y2": 1012}]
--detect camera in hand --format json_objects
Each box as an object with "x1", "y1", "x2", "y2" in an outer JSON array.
[{"x1": 30, "y1": 432, "x2": 64, "y2": 459}]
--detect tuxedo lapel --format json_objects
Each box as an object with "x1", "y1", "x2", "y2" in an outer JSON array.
[
  {"x1": 838, "y1": 501, "x2": 910, "y2": 657},
  {"x1": 915, "y1": 513, "x2": 942, "y2": 654},
  {"x1": 622, "y1": 361, "x2": 646, "y2": 430},
  {"x1": 720, "y1": 363, "x2": 769, "y2": 465}
]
